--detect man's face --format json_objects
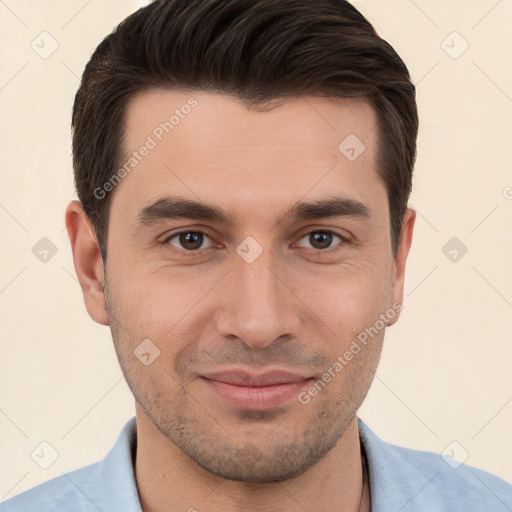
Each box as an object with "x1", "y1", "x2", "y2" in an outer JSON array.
[{"x1": 99, "y1": 90, "x2": 411, "y2": 482}]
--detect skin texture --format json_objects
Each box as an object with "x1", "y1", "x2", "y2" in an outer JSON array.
[{"x1": 66, "y1": 90, "x2": 415, "y2": 512}]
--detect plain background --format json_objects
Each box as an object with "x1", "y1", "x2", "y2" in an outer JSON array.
[{"x1": 1, "y1": 0, "x2": 511, "y2": 500}]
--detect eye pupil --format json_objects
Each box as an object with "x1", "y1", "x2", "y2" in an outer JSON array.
[
  {"x1": 180, "y1": 232, "x2": 203, "y2": 250},
  {"x1": 310, "y1": 232, "x2": 332, "y2": 249}
]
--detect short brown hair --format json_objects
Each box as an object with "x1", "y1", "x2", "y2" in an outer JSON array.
[{"x1": 72, "y1": 0, "x2": 418, "y2": 260}]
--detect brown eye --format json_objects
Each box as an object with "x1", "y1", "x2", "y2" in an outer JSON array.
[
  {"x1": 166, "y1": 231, "x2": 213, "y2": 251},
  {"x1": 297, "y1": 231, "x2": 344, "y2": 251}
]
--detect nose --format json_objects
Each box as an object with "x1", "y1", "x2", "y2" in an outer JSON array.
[{"x1": 215, "y1": 246, "x2": 302, "y2": 349}]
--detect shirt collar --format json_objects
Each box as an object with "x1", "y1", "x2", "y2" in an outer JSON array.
[
  {"x1": 94, "y1": 416, "x2": 142, "y2": 511},
  {"x1": 357, "y1": 417, "x2": 433, "y2": 512}
]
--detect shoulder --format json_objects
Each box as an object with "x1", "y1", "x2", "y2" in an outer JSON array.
[
  {"x1": 389, "y1": 440, "x2": 512, "y2": 508},
  {"x1": 0, "y1": 418, "x2": 141, "y2": 512},
  {"x1": 358, "y1": 418, "x2": 512, "y2": 511},
  {"x1": 0, "y1": 461, "x2": 106, "y2": 512}
]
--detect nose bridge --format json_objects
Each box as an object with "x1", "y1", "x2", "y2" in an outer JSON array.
[{"x1": 215, "y1": 240, "x2": 299, "y2": 348}]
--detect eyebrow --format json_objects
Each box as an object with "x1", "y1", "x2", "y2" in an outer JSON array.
[{"x1": 135, "y1": 195, "x2": 370, "y2": 227}]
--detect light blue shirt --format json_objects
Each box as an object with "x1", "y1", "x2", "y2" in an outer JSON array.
[{"x1": 2, "y1": 417, "x2": 511, "y2": 511}]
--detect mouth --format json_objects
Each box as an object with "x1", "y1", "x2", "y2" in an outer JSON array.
[{"x1": 200, "y1": 370, "x2": 315, "y2": 411}]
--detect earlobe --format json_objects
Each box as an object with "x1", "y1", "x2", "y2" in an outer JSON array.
[
  {"x1": 65, "y1": 201, "x2": 109, "y2": 326},
  {"x1": 388, "y1": 208, "x2": 416, "y2": 327}
]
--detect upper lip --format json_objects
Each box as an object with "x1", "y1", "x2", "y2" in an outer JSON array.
[{"x1": 202, "y1": 370, "x2": 312, "y2": 387}]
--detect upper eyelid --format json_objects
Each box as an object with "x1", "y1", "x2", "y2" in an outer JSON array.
[
  {"x1": 296, "y1": 230, "x2": 344, "y2": 242},
  {"x1": 163, "y1": 229, "x2": 214, "y2": 242}
]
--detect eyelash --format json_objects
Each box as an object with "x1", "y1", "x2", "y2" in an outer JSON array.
[{"x1": 162, "y1": 229, "x2": 348, "y2": 254}]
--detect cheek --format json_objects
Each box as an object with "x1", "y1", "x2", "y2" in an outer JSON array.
[
  {"x1": 109, "y1": 238, "x2": 393, "y2": 351},
  {"x1": 113, "y1": 266, "x2": 220, "y2": 348},
  {"x1": 294, "y1": 258, "x2": 393, "y2": 338}
]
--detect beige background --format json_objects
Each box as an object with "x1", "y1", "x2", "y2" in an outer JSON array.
[{"x1": 1, "y1": 0, "x2": 511, "y2": 500}]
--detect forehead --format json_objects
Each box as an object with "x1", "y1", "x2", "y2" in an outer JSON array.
[
  {"x1": 123, "y1": 88, "x2": 377, "y2": 155},
  {"x1": 112, "y1": 89, "x2": 383, "y2": 223}
]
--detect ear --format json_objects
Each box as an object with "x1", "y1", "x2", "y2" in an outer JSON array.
[
  {"x1": 65, "y1": 201, "x2": 108, "y2": 326},
  {"x1": 388, "y1": 208, "x2": 416, "y2": 326}
]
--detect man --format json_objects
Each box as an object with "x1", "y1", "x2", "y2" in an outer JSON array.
[{"x1": 2, "y1": 0, "x2": 511, "y2": 511}]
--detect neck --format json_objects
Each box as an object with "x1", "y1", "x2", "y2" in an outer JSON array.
[{"x1": 134, "y1": 407, "x2": 364, "y2": 512}]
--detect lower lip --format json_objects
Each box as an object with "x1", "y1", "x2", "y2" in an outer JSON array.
[{"x1": 201, "y1": 377, "x2": 312, "y2": 410}]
